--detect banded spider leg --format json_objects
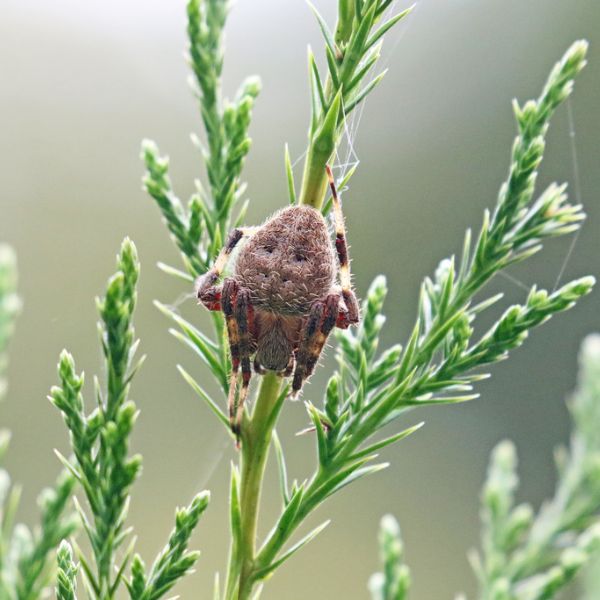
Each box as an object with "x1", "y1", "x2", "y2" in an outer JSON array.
[{"x1": 290, "y1": 165, "x2": 360, "y2": 396}]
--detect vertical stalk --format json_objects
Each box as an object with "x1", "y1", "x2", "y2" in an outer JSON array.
[
  {"x1": 226, "y1": 372, "x2": 283, "y2": 600},
  {"x1": 226, "y1": 67, "x2": 347, "y2": 596},
  {"x1": 298, "y1": 144, "x2": 334, "y2": 210},
  {"x1": 298, "y1": 1, "x2": 354, "y2": 211},
  {"x1": 335, "y1": 0, "x2": 355, "y2": 47}
]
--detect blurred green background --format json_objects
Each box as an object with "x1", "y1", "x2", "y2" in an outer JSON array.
[{"x1": 1, "y1": 0, "x2": 599, "y2": 598}]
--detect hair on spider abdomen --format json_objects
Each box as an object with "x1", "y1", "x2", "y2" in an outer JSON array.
[{"x1": 235, "y1": 206, "x2": 336, "y2": 315}]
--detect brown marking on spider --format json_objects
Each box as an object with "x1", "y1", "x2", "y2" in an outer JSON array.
[{"x1": 195, "y1": 165, "x2": 360, "y2": 442}]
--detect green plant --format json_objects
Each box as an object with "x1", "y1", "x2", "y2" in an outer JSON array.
[
  {"x1": 0, "y1": 246, "x2": 76, "y2": 600},
  {"x1": 0, "y1": 245, "x2": 20, "y2": 401},
  {"x1": 142, "y1": 0, "x2": 594, "y2": 597},
  {"x1": 473, "y1": 334, "x2": 600, "y2": 599},
  {"x1": 368, "y1": 515, "x2": 410, "y2": 600},
  {"x1": 369, "y1": 334, "x2": 600, "y2": 600},
  {"x1": 56, "y1": 541, "x2": 78, "y2": 600},
  {"x1": 50, "y1": 239, "x2": 209, "y2": 599},
  {"x1": 581, "y1": 554, "x2": 600, "y2": 600}
]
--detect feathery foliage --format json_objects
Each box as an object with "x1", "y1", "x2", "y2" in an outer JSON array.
[
  {"x1": 50, "y1": 239, "x2": 208, "y2": 599},
  {"x1": 0, "y1": 246, "x2": 77, "y2": 600},
  {"x1": 0, "y1": 245, "x2": 20, "y2": 400},
  {"x1": 142, "y1": 0, "x2": 262, "y2": 405},
  {"x1": 581, "y1": 554, "x2": 600, "y2": 600},
  {"x1": 12, "y1": 472, "x2": 77, "y2": 600},
  {"x1": 56, "y1": 541, "x2": 78, "y2": 600},
  {"x1": 368, "y1": 515, "x2": 410, "y2": 600},
  {"x1": 298, "y1": 0, "x2": 413, "y2": 209},
  {"x1": 144, "y1": 2, "x2": 417, "y2": 598},
  {"x1": 253, "y1": 35, "x2": 593, "y2": 571},
  {"x1": 0, "y1": 434, "x2": 77, "y2": 600},
  {"x1": 472, "y1": 334, "x2": 600, "y2": 600},
  {"x1": 127, "y1": 491, "x2": 210, "y2": 600},
  {"x1": 142, "y1": 0, "x2": 593, "y2": 597},
  {"x1": 142, "y1": 0, "x2": 260, "y2": 281},
  {"x1": 369, "y1": 334, "x2": 600, "y2": 600}
]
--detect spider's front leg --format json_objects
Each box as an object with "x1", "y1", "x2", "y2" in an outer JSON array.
[
  {"x1": 195, "y1": 228, "x2": 245, "y2": 310},
  {"x1": 335, "y1": 287, "x2": 360, "y2": 329},
  {"x1": 292, "y1": 294, "x2": 340, "y2": 396},
  {"x1": 195, "y1": 227, "x2": 256, "y2": 444},
  {"x1": 220, "y1": 279, "x2": 257, "y2": 444}
]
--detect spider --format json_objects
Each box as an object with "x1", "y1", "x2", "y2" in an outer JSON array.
[{"x1": 195, "y1": 165, "x2": 359, "y2": 439}]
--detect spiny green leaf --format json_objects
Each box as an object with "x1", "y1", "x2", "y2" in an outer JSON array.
[
  {"x1": 253, "y1": 520, "x2": 331, "y2": 581},
  {"x1": 365, "y1": 5, "x2": 414, "y2": 52},
  {"x1": 284, "y1": 144, "x2": 296, "y2": 205},
  {"x1": 307, "y1": 1, "x2": 339, "y2": 59},
  {"x1": 272, "y1": 431, "x2": 290, "y2": 505}
]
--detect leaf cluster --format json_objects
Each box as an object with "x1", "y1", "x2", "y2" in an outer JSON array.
[
  {"x1": 128, "y1": 491, "x2": 210, "y2": 600},
  {"x1": 473, "y1": 334, "x2": 600, "y2": 600},
  {"x1": 312, "y1": 40, "x2": 591, "y2": 478},
  {"x1": 142, "y1": 1, "x2": 263, "y2": 419},
  {"x1": 0, "y1": 441, "x2": 76, "y2": 600},
  {"x1": 0, "y1": 246, "x2": 76, "y2": 600},
  {"x1": 141, "y1": 0, "x2": 595, "y2": 596},
  {"x1": 368, "y1": 515, "x2": 410, "y2": 600},
  {"x1": 308, "y1": 0, "x2": 411, "y2": 132},
  {"x1": 0, "y1": 245, "x2": 21, "y2": 400},
  {"x1": 56, "y1": 541, "x2": 78, "y2": 600},
  {"x1": 50, "y1": 239, "x2": 143, "y2": 597},
  {"x1": 142, "y1": 0, "x2": 260, "y2": 282},
  {"x1": 238, "y1": 40, "x2": 593, "y2": 584},
  {"x1": 298, "y1": 0, "x2": 413, "y2": 208},
  {"x1": 369, "y1": 335, "x2": 600, "y2": 600},
  {"x1": 50, "y1": 239, "x2": 208, "y2": 599}
]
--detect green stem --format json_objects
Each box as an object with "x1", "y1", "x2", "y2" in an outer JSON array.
[
  {"x1": 298, "y1": 144, "x2": 334, "y2": 209},
  {"x1": 225, "y1": 8, "x2": 371, "y2": 593},
  {"x1": 298, "y1": 1, "x2": 357, "y2": 210},
  {"x1": 226, "y1": 372, "x2": 283, "y2": 600}
]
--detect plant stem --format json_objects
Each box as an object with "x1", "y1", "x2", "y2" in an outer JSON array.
[
  {"x1": 297, "y1": 144, "x2": 333, "y2": 210},
  {"x1": 227, "y1": 69, "x2": 344, "y2": 594},
  {"x1": 227, "y1": 372, "x2": 283, "y2": 600}
]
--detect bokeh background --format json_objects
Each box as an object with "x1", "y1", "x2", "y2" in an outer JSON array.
[{"x1": 1, "y1": 0, "x2": 599, "y2": 598}]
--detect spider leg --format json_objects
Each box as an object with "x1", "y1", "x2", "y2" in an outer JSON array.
[
  {"x1": 325, "y1": 165, "x2": 360, "y2": 329},
  {"x1": 196, "y1": 228, "x2": 246, "y2": 311},
  {"x1": 221, "y1": 278, "x2": 241, "y2": 437},
  {"x1": 292, "y1": 294, "x2": 339, "y2": 397},
  {"x1": 233, "y1": 288, "x2": 254, "y2": 440},
  {"x1": 283, "y1": 355, "x2": 295, "y2": 378}
]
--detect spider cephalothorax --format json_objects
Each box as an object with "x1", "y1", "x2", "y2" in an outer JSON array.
[{"x1": 196, "y1": 166, "x2": 359, "y2": 439}]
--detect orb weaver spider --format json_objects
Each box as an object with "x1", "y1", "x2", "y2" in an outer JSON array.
[{"x1": 196, "y1": 166, "x2": 359, "y2": 439}]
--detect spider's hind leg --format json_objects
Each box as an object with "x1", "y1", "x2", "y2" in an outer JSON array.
[
  {"x1": 282, "y1": 355, "x2": 295, "y2": 378},
  {"x1": 292, "y1": 294, "x2": 339, "y2": 397},
  {"x1": 232, "y1": 288, "x2": 255, "y2": 439},
  {"x1": 325, "y1": 165, "x2": 360, "y2": 329}
]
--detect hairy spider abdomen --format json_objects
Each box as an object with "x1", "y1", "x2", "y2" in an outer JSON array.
[
  {"x1": 235, "y1": 206, "x2": 336, "y2": 315},
  {"x1": 254, "y1": 311, "x2": 301, "y2": 371}
]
